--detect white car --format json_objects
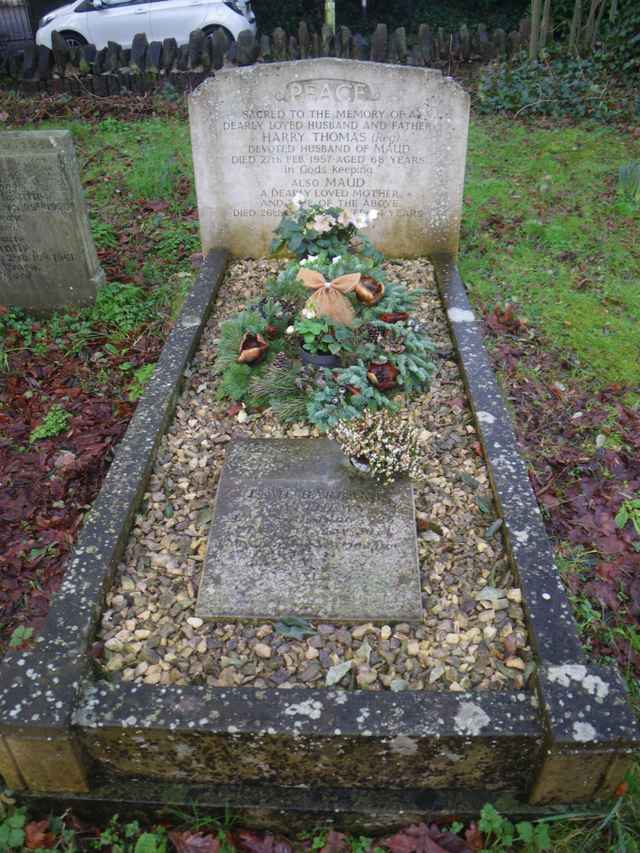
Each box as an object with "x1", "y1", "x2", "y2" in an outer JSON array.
[{"x1": 36, "y1": 0, "x2": 256, "y2": 50}]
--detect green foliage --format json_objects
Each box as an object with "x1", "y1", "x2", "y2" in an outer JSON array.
[
  {"x1": 90, "y1": 217, "x2": 118, "y2": 249},
  {"x1": 85, "y1": 814, "x2": 168, "y2": 851},
  {"x1": 94, "y1": 118, "x2": 192, "y2": 202},
  {"x1": 215, "y1": 309, "x2": 267, "y2": 374},
  {"x1": 253, "y1": 0, "x2": 528, "y2": 43},
  {"x1": 461, "y1": 119, "x2": 640, "y2": 387},
  {"x1": 271, "y1": 201, "x2": 383, "y2": 263},
  {"x1": 477, "y1": 51, "x2": 625, "y2": 120},
  {"x1": 265, "y1": 265, "x2": 308, "y2": 305},
  {"x1": 251, "y1": 361, "x2": 300, "y2": 405},
  {"x1": 599, "y1": 0, "x2": 640, "y2": 78},
  {"x1": 293, "y1": 313, "x2": 356, "y2": 356},
  {"x1": 0, "y1": 809, "x2": 25, "y2": 850},
  {"x1": 128, "y1": 363, "x2": 156, "y2": 401},
  {"x1": 615, "y1": 496, "x2": 640, "y2": 536},
  {"x1": 357, "y1": 320, "x2": 437, "y2": 393},
  {"x1": 134, "y1": 831, "x2": 167, "y2": 853},
  {"x1": 154, "y1": 221, "x2": 199, "y2": 261},
  {"x1": 271, "y1": 395, "x2": 309, "y2": 422},
  {"x1": 8, "y1": 626, "x2": 33, "y2": 647},
  {"x1": 29, "y1": 404, "x2": 71, "y2": 444},
  {"x1": 300, "y1": 250, "x2": 387, "y2": 283},
  {"x1": 618, "y1": 162, "x2": 640, "y2": 203},
  {"x1": 307, "y1": 363, "x2": 396, "y2": 431},
  {"x1": 370, "y1": 281, "x2": 423, "y2": 315},
  {"x1": 92, "y1": 283, "x2": 162, "y2": 336},
  {"x1": 275, "y1": 615, "x2": 315, "y2": 639},
  {"x1": 478, "y1": 804, "x2": 551, "y2": 851},
  {"x1": 218, "y1": 362, "x2": 255, "y2": 402}
]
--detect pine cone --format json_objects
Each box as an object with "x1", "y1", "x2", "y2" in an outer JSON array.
[
  {"x1": 271, "y1": 351, "x2": 291, "y2": 371},
  {"x1": 363, "y1": 324, "x2": 382, "y2": 344},
  {"x1": 277, "y1": 299, "x2": 297, "y2": 319}
]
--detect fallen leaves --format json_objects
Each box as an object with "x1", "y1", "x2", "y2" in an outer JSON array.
[
  {"x1": 382, "y1": 822, "x2": 475, "y2": 853},
  {"x1": 24, "y1": 819, "x2": 56, "y2": 850},
  {"x1": 169, "y1": 830, "x2": 221, "y2": 853},
  {"x1": 483, "y1": 302, "x2": 640, "y2": 680},
  {"x1": 0, "y1": 325, "x2": 162, "y2": 657}
]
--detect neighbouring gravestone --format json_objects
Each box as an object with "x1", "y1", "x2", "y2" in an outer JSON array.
[
  {"x1": 0, "y1": 130, "x2": 104, "y2": 314},
  {"x1": 197, "y1": 438, "x2": 422, "y2": 622},
  {"x1": 189, "y1": 58, "x2": 470, "y2": 258}
]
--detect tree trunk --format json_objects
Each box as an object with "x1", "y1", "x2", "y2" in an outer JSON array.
[
  {"x1": 569, "y1": 0, "x2": 582, "y2": 53},
  {"x1": 582, "y1": 0, "x2": 602, "y2": 51},
  {"x1": 593, "y1": 0, "x2": 607, "y2": 46},
  {"x1": 540, "y1": 0, "x2": 552, "y2": 48},
  {"x1": 529, "y1": 0, "x2": 543, "y2": 58}
]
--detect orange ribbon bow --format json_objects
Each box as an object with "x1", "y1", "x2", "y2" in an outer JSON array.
[{"x1": 297, "y1": 268, "x2": 361, "y2": 326}]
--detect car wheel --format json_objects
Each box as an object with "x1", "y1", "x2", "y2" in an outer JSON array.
[
  {"x1": 59, "y1": 31, "x2": 88, "y2": 49},
  {"x1": 203, "y1": 25, "x2": 234, "y2": 46}
]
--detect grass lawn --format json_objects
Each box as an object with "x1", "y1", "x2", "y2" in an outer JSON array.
[
  {"x1": 462, "y1": 118, "x2": 640, "y2": 390},
  {"x1": 1, "y1": 100, "x2": 639, "y2": 849}
]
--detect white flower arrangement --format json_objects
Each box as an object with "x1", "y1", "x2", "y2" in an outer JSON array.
[{"x1": 329, "y1": 409, "x2": 424, "y2": 485}]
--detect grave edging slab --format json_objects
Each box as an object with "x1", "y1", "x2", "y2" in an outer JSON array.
[
  {"x1": 431, "y1": 256, "x2": 640, "y2": 804},
  {"x1": 0, "y1": 250, "x2": 229, "y2": 792}
]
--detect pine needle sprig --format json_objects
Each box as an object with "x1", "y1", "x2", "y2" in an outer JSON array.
[
  {"x1": 271, "y1": 396, "x2": 309, "y2": 423},
  {"x1": 251, "y1": 362, "x2": 300, "y2": 404}
]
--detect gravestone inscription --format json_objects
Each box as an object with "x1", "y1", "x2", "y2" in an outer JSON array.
[
  {"x1": 197, "y1": 438, "x2": 422, "y2": 623},
  {"x1": 0, "y1": 130, "x2": 104, "y2": 314},
  {"x1": 189, "y1": 58, "x2": 469, "y2": 258}
]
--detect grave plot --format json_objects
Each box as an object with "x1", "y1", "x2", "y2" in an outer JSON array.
[
  {"x1": 0, "y1": 59, "x2": 638, "y2": 823},
  {"x1": 97, "y1": 257, "x2": 532, "y2": 694}
]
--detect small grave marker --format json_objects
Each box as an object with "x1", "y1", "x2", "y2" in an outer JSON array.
[
  {"x1": 0, "y1": 130, "x2": 104, "y2": 313},
  {"x1": 189, "y1": 58, "x2": 469, "y2": 258},
  {"x1": 197, "y1": 438, "x2": 422, "y2": 622}
]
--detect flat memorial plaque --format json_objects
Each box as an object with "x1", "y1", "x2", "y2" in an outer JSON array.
[{"x1": 197, "y1": 438, "x2": 422, "y2": 622}]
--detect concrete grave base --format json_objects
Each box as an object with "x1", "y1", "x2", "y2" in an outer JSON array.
[{"x1": 0, "y1": 251, "x2": 638, "y2": 828}]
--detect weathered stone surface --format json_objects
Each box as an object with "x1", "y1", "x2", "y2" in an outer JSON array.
[
  {"x1": 0, "y1": 130, "x2": 104, "y2": 314},
  {"x1": 130, "y1": 32, "x2": 148, "y2": 71},
  {"x1": 197, "y1": 438, "x2": 421, "y2": 622},
  {"x1": 0, "y1": 736, "x2": 22, "y2": 790},
  {"x1": 77, "y1": 680, "x2": 539, "y2": 791},
  {"x1": 6, "y1": 734, "x2": 88, "y2": 793},
  {"x1": 189, "y1": 58, "x2": 469, "y2": 258}
]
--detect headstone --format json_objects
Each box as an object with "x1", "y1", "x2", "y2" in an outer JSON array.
[
  {"x1": 189, "y1": 58, "x2": 469, "y2": 258},
  {"x1": 197, "y1": 438, "x2": 422, "y2": 623},
  {"x1": 0, "y1": 131, "x2": 104, "y2": 314}
]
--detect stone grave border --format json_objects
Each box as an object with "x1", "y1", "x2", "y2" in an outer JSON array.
[{"x1": 0, "y1": 251, "x2": 637, "y2": 828}]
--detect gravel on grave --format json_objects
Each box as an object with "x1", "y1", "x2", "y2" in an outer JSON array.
[{"x1": 97, "y1": 258, "x2": 532, "y2": 693}]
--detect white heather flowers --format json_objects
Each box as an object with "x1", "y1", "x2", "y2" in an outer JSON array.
[
  {"x1": 301, "y1": 307, "x2": 316, "y2": 319},
  {"x1": 291, "y1": 193, "x2": 305, "y2": 210},
  {"x1": 329, "y1": 410, "x2": 424, "y2": 485},
  {"x1": 368, "y1": 209, "x2": 379, "y2": 222},
  {"x1": 285, "y1": 325, "x2": 295, "y2": 335},
  {"x1": 310, "y1": 213, "x2": 335, "y2": 234},
  {"x1": 299, "y1": 254, "x2": 319, "y2": 266},
  {"x1": 337, "y1": 209, "x2": 354, "y2": 227},
  {"x1": 353, "y1": 212, "x2": 368, "y2": 229}
]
